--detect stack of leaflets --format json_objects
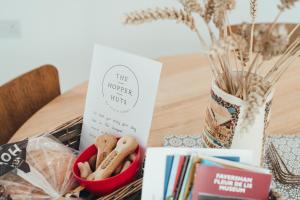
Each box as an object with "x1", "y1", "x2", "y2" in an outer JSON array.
[{"x1": 142, "y1": 148, "x2": 272, "y2": 200}]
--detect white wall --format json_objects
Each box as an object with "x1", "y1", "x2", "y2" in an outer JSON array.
[{"x1": 0, "y1": 0, "x2": 299, "y2": 91}]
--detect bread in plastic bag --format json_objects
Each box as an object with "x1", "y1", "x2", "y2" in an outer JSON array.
[
  {"x1": 0, "y1": 135, "x2": 78, "y2": 199},
  {"x1": 0, "y1": 172, "x2": 48, "y2": 199}
]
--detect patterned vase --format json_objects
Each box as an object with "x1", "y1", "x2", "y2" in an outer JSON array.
[{"x1": 202, "y1": 80, "x2": 274, "y2": 166}]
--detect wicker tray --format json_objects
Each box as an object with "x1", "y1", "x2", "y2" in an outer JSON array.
[
  {"x1": 48, "y1": 117, "x2": 142, "y2": 200},
  {"x1": 49, "y1": 117, "x2": 282, "y2": 200}
]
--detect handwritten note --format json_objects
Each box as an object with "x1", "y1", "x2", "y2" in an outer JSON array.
[{"x1": 80, "y1": 44, "x2": 162, "y2": 150}]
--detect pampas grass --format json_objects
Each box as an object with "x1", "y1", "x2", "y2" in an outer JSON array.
[{"x1": 124, "y1": 0, "x2": 300, "y2": 130}]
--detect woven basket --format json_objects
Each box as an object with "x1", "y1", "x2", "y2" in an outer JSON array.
[
  {"x1": 48, "y1": 116, "x2": 142, "y2": 200},
  {"x1": 49, "y1": 117, "x2": 283, "y2": 200}
]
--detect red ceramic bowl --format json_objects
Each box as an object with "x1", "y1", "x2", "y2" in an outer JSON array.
[{"x1": 73, "y1": 143, "x2": 142, "y2": 195}]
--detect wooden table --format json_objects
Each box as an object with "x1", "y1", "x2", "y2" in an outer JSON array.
[{"x1": 9, "y1": 54, "x2": 300, "y2": 146}]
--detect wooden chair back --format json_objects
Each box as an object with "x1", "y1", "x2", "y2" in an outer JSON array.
[{"x1": 0, "y1": 65, "x2": 61, "y2": 144}]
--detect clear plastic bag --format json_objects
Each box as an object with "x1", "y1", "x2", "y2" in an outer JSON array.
[{"x1": 0, "y1": 135, "x2": 78, "y2": 199}]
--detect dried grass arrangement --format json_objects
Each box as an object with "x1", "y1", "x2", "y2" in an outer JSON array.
[{"x1": 124, "y1": 0, "x2": 300, "y2": 130}]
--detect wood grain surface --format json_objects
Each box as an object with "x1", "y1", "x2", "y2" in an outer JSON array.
[{"x1": 9, "y1": 54, "x2": 300, "y2": 146}]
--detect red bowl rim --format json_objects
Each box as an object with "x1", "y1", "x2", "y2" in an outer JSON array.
[{"x1": 72, "y1": 143, "x2": 142, "y2": 183}]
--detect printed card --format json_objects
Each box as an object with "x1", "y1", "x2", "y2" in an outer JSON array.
[
  {"x1": 80, "y1": 44, "x2": 162, "y2": 150},
  {"x1": 192, "y1": 165, "x2": 272, "y2": 200}
]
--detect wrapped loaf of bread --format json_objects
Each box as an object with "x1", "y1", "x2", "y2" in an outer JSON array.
[
  {"x1": 0, "y1": 173, "x2": 48, "y2": 199},
  {"x1": 0, "y1": 135, "x2": 77, "y2": 199}
]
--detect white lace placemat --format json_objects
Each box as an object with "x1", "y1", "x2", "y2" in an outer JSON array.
[{"x1": 164, "y1": 135, "x2": 300, "y2": 200}]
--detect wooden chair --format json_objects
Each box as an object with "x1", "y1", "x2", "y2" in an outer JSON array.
[{"x1": 0, "y1": 65, "x2": 61, "y2": 144}]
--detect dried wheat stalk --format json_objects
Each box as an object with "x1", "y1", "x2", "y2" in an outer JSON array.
[
  {"x1": 210, "y1": 0, "x2": 235, "y2": 34},
  {"x1": 265, "y1": 37, "x2": 300, "y2": 82},
  {"x1": 278, "y1": 0, "x2": 299, "y2": 11},
  {"x1": 178, "y1": 0, "x2": 202, "y2": 15},
  {"x1": 203, "y1": 0, "x2": 215, "y2": 23},
  {"x1": 249, "y1": 0, "x2": 257, "y2": 59},
  {"x1": 256, "y1": 25, "x2": 289, "y2": 60},
  {"x1": 268, "y1": 0, "x2": 298, "y2": 36},
  {"x1": 288, "y1": 23, "x2": 300, "y2": 39},
  {"x1": 124, "y1": 7, "x2": 207, "y2": 47},
  {"x1": 240, "y1": 75, "x2": 271, "y2": 130},
  {"x1": 250, "y1": 0, "x2": 257, "y2": 20},
  {"x1": 124, "y1": 7, "x2": 196, "y2": 31},
  {"x1": 213, "y1": 1, "x2": 227, "y2": 30}
]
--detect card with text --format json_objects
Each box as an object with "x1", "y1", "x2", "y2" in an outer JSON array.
[
  {"x1": 80, "y1": 44, "x2": 162, "y2": 150},
  {"x1": 192, "y1": 165, "x2": 272, "y2": 200}
]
